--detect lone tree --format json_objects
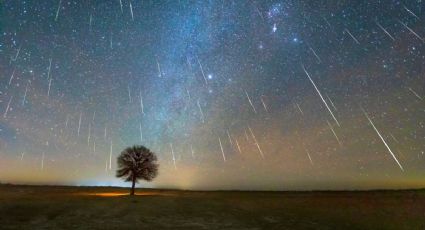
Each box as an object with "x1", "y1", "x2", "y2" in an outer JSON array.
[{"x1": 116, "y1": 145, "x2": 159, "y2": 195}]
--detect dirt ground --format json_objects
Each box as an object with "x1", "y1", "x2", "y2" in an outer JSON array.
[{"x1": 0, "y1": 185, "x2": 424, "y2": 230}]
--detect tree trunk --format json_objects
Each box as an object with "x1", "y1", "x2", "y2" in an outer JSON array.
[{"x1": 130, "y1": 176, "x2": 136, "y2": 195}]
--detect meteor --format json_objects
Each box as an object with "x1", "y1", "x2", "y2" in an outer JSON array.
[
  {"x1": 218, "y1": 137, "x2": 226, "y2": 162},
  {"x1": 344, "y1": 29, "x2": 360, "y2": 44},
  {"x1": 260, "y1": 95, "x2": 269, "y2": 112},
  {"x1": 375, "y1": 20, "x2": 395, "y2": 41},
  {"x1": 248, "y1": 126, "x2": 264, "y2": 159},
  {"x1": 3, "y1": 96, "x2": 13, "y2": 118},
  {"x1": 361, "y1": 107, "x2": 404, "y2": 171},
  {"x1": 129, "y1": 2, "x2": 134, "y2": 21},
  {"x1": 8, "y1": 69, "x2": 15, "y2": 85},
  {"x1": 196, "y1": 56, "x2": 208, "y2": 85},
  {"x1": 398, "y1": 20, "x2": 424, "y2": 42},
  {"x1": 235, "y1": 139, "x2": 242, "y2": 154},
  {"x1": 308, "y1": 45, "x2": 322, "y2": 63},
  {"x1": 170, "y1": 143, "x2": 176, "y2": 169},
  {"x1": 302, "y1": 65, "x2": 340, "y2": 126},
  {"x1": 197, "y1": 99, "x2": 205, "y2": 123},
  {"x1": 77, "y1": 112, "x2": 82, "y2": 137},
  {"x1": 109, "y1": 140, "x2": 113, "y2": 170},
  {"x1": 140, "y1": 90, "x2": 145, "y2": 115},
  {"x1": 403, "y1": 5, "x2": 419, "y2": 19},
  {"x1": 55, "y1": 0, "x2": 61, "y2": 21},
  {"x1": 245, "y1": 90, "x2": 257, "y2": 114},
  {"x1": 305, "y1": 148, "x2": 313, "y2": 165},
  {"x1": 326, "y1": 120, "x2": 342, "y2": 147},
  {"x1": 190, "y1": 144, "x2": 195, "y2": 158},
  {"x1": 408, "y1": 87, "x2": 423, "y2": 100}
]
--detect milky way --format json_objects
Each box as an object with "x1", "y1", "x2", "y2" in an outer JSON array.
[{"x1": 0, "y1": 0, "x2": 424, "y2": 190}]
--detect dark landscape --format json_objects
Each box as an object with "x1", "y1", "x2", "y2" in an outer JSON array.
[{"x1": 1, "y1": 185, "x2": 424, "y2": 230}]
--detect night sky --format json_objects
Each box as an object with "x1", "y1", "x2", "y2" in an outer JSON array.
[{"x1": 0, "y1": 0, "x2": 424, "y2": 190}]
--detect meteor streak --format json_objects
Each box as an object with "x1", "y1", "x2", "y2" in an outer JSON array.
[
  {"x1": 302, "y1": 65, "x2": 340, "y2": 126},
  {"x1": 197, "y1": 99, "x2": 205, "y2": 123},
  {"x1": 3, "y1": 96, "x2": 13, "y2": 118},
  {"x1": 260, "y1": 95, "x2": 269, "y2": 112},
  {"x1": 197, "y1": 57, "x2": 208, "y2": 85},
  {"x1": 248, "y1": 126, "x2": 264, "y2": 159},
  {"x1": 361, "y1": 107, "x2": 404, "y2": 171},
  {"x1": 344, "y1": 29, "x2": 360, "y2": 44},
  {"x1": 398, "y1": 20, "x2": 424, "y2": 42},
  {"x1": 408, "y1": 87, "x2": 423, "y2": 100},
  {"x1": 375, "y1": 20, "x2": 395, "y2": 41},
  {"x1": 218, "y1": 137, "x2": 226, "y2": 162},
  {"x1": 170, "y1": 143, "x2": 176, "y2": 169},
  {"x1": 109, "y1": 140, "x2": 113, "y2": 170},
  {"x1": 245, "y1": 90, "x2": 257, "y2": 114},
  {"x1": 129, "y1": 2, "x2": 134, "y2": 21},
  {"x1": 326, "y1": 120, "x2": 342, "y2": 147},
  {"x1": 55, "y1": 0, "x2": 61, "y2": 21}
]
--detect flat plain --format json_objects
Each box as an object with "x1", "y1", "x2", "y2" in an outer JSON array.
[{"x1": 0, "y1": 185, "x2": 424, "y2": 230}]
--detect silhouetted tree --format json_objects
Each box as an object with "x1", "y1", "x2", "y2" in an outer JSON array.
[{"x1": 116, "y1": 145, "x2": 159, "y2": 195}]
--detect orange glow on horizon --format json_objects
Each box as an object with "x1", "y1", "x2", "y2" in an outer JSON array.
[{"x1": 75, "y1": 191, "x2": 176, "y2": 197}]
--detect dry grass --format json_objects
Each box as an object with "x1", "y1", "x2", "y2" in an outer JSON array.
[{"x1": 0, "y1": 185, "x2": 424, "y2": 229}]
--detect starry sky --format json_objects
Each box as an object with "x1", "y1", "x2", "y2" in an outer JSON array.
[{"x1": 0, "y1": 0, "x2": 424, "y2": 190}]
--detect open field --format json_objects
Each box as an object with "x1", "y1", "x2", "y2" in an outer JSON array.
[{"x1": 0, "y1": 185, "x2": 424, "y2": 230}]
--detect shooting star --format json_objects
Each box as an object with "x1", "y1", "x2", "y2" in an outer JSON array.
[
  {"x1": 248, "y1": 126, "x2": 265, "y2": 159},
  {"x1": 119, "y1": 0, "x2": 123, "y2": 13},
  {"x1": 190, "y1": 144, "x2": 195, "y2": 158},
  {"x1": 129, "y1": 2, "x2": 134, "y2": 21},
  {"x1": 8, "y1": 69, "x2": 15, "y2": 85},
  {"x1": 235, "y1": 139, "x2": 242, "y2": 154},
  {"x1": 197, "y1": 99, "x2": 205, "y2": 123},
  {"x1": 3, "y1": 96, "x2": 13, "y2": 118},
  {"x1": 375, "y1": 20, "x2": 395, "y2": 41},
  {"x1": 12, "y1": 46, "x2": 21, "y2": 62},
  {"x1": 77, "y1": 112, "x2": 82, "y2": 137},
  {"x1": 197, "y1": 56, "x2": 208, "y2": 85},
  {"x1": 41, "y1": 152, "x2": 45, "y2": 170},
  {"x1": 47, "y1": 77, "x2": 52, "y2": 96},
  {"x1": 218, "y1": 137, "x2": 226, "y2": 162},
  {"x1": 110, "y1": 31, "x2": 113, "y2": 49},
  {"x1": 403, "y1": 5, "x2": 419, "y2": 19},
  {"x1": 22, "y1": 82, "x2": 29, "y2": 106},
  {"x1": 344, "y1": 28, "x2": 360, "y2": 44},
  {"x1": 398, "y1": 19, "x2": 424, "y2": 42},
  {"x1": 326, "y1": 94, "x2": 338, "y2": 111},
  {"x1": 227, "y1": 130, "x2": 234, "y2": 146},
  {"x1": 245, "y1": 90, "x2": 257, "y2": 114},
  {"x1": 127, "y1": 85, "x2": 132, "y2": 103},
  {"x1": 308, "y1": 45, "x2": 322, "y2": 63},
  {"x1": 139, "y1": 91, "x2": 145, "y2": 115},
  {"x1": 295, "y1": 103, "x2": 304, "y2": 116},
  {"x1": 156, "y1": 57, "x2": 162, "y2": 77},
  {"x1": 87, "y1": 123, "x2": 91, "y2": 146},
  {"x1": 408, "y1": 87, "x2": 423, "y2": 100},
  {"x1": 361, "y1": 107, "x2": 404, "y2": 171},
  {"x1": 326, "y1": 120, "x2": 342, "y2": 147},
  {"x1": 302, "y1": 65, "x2": 340, "y2": 126},
  {"x1": 47, "y1": 58, "x2": 52, "y2": 81},
  {"x1": 305, "y1": 148, "x2": 313, "y2": 165},
  {"x1": 109, "y1": 140, "x2": 113, "y2": 170},
  {"x1": 260, "y1": 95, "x2": 269, "y2": 113},
  {"x1": 244, "y1": 128, "x2": 250, "y2": 141},
  {"x1": 55, "y1": 0, "x2": 61, "y2": 21},
  {"x1": 170, "y1": 143, "x2": 176, "y2": 169}
]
